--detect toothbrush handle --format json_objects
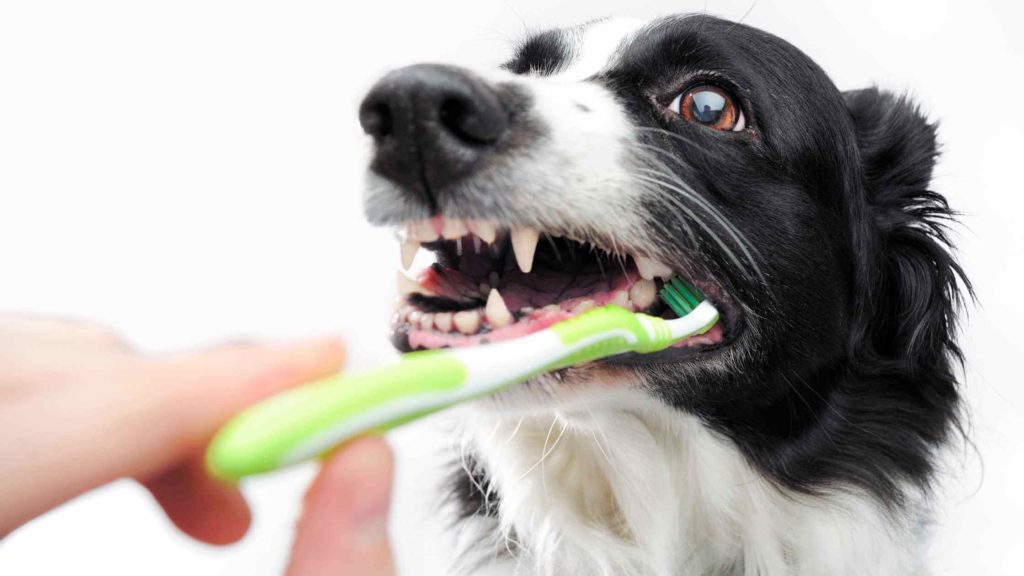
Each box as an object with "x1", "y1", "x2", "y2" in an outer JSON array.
[
  {"x1": 205, "y1": 304, "x2": 716, "y2": 481},
  {"x1": 206, "y1": 348, "x2": 481, "y2": 481}
]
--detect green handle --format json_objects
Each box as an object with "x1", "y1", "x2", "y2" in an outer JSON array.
[{"x1": 205, "y1": 349, "x2": 467, "y2": 481}]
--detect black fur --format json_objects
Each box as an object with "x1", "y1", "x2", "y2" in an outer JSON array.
[
  {"x1": 467, "y1": 16, "x2": 968, "y2": 513},
  {"x1": 504, "y1": 28, "x2": 574, "y2": 76},
  {"x1": 607, "y1": 17, "x2": 971, "y2": 507},
  {"x1": 364, "y1": 14, "x2": 971, "y2": 530}
]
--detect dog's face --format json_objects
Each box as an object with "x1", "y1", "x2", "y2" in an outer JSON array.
[{"x1": 359, "y1": 15, "x2": 964, "y2": 496}]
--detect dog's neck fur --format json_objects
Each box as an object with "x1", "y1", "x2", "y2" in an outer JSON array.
[{"x1": 452, "y1": 389, "x2": 926, "y2": 576}]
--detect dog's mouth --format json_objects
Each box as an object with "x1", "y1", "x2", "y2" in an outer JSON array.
[{"x1": 390, "y1": 217, "x2": 736, "y2": 358}]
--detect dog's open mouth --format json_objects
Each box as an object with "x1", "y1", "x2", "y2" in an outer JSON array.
[{"x1": 391, "y1": 217, "x2": 730, "y2": 354}]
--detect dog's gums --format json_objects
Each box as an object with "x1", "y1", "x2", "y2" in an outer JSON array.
[{"x1": 390, "y1": 216, "x2": 726, "y2": 352}]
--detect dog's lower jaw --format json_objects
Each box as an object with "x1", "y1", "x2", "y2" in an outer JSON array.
[{"x1": 448, "y1": 387, "x2": 928, "y2": 576}]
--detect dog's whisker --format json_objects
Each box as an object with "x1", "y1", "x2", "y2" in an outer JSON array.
[
  {"x1": 628, "y1": 138, "x2": 767, "y2": 277},
  {"x1": 503, "y1": 416, "x2": 525, "y2": 445},
  {"x1": 516, "y1": 415, "x2": 568, "y2": 484}
]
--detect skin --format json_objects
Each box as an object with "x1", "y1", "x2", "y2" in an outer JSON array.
[{"x1": 0, "y1": 315, "x2": 396, "y2": 575}]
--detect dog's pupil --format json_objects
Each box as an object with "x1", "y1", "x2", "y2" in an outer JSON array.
[{"x1": 691, "y1": 90, "x2": 726, "y2": 124}]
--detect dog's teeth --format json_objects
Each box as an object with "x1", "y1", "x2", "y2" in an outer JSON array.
[
  {"x1": 611, "y1": 290, "x2": 630, "y2": 309},
  {"x1": 454, "y1": 310, "x2": 482, "y2": 335},
  {"x1": 511, "y1": 227, "x2": 540, "y2": 273},
  {"x1": 419, "y1": 313, "x2": 434, "y2": 330},
  {"x1": 571, "y1": 299, "x2": 595, "y2": 314},
  {"x1": 629, "y1": 279, "x2": 658, "y2": 309},
  {"x1": 408, "y1": 310, "x2": 422, "y2": 325},
  {"x1": 442, "y1": 218, "x2": 468, "y2": 240},
  {"x1": 470, "y1": 220, "x2": 497, "y2": 244},
  {"x1": 542, "y1": 304, "x2": 561, "y2": 314},
  {"x1": 434, "y1": 312, "x2": 453, "y2": 332},
  {"x1": 485, "y1": 289, "x2": 513, "y2": 328},
  {"x1": 410, "y1": 219, "x2": 438, "y2": 242},
  {"x1": 400, "y1": 240, "x2": 419, "y2": 270},
  {"x1": 635, "y1": 256, "x2": 672, "y2": 281}
]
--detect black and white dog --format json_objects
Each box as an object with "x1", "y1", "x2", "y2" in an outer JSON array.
[{"x1": 359, "y1": 15, "x2": 969, "y2": 575}]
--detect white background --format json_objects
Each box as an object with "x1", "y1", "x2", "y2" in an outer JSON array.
[{"x1": 1, "y1": 1, "x2": 1022, "y2": 574}]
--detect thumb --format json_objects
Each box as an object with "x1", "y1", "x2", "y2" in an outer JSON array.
[{"x1": 287, "y1": 436, "x2": 396, "y2": 576}]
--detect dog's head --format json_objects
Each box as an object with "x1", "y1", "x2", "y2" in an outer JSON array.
[{"x1": 360, "y1": 16, "x2": 967, "y2": 499}]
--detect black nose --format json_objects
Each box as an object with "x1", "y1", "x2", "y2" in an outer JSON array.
[{"x1": 359, "y1": 64, "x2": 508, "y2": 202}]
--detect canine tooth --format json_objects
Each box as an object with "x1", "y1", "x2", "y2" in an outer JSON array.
[
  {"x1": 485, "y1": 289, "x2": 513, "y2": 328},
  {"x1": 454, "y1": 310, "x2": 481, "y2": 334},
  {"x1": 611, "y1": 290, "x2": 630, "y2": 308},
  {"x1": 442, "y1": 218, "x2": 468, "y2": 240},
  {"x1": 635, "y1": 256, "x2": 673, "y2": 280},
  {"x1": 629, "y1": 279, "x2": 657, "y2": 309},
  {"x1": 400, "y1": 240, "x2": 419, "y2": 270},
  {"x1": 434, "y1": 312, "x2": 453, "y2": 332},
  {"x1": 470, "y1": 220, "x2": 497, "y2": 243},
  {"x1": 419, "y1": 313, "x2": 434, "y2": 330},
  {"x1": 410, "y1": 219, "x2": 438, "y2": 242},
  {"x1": 511, "y1": 228, "x2": 540, "y2": 273}
]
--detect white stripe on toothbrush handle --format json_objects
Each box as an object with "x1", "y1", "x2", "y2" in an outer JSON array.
[{"x1": 282, "y1": 327, "x2": 638, "y2": 466}]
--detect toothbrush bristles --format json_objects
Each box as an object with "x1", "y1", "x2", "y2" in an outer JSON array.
[{"x1": 659, "y1": 277, "x2": 705, "y2": 317}]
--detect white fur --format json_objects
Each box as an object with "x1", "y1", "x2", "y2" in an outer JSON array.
[
  {"x1": 552, "y1": 18, "x2": 645, "y2": 82},
  {"x1": 449, "y1": 380, "x2": 926, "y2": 576},
  {"x1": 460, "y1": 66, "x2": 656, "y2": 257}
]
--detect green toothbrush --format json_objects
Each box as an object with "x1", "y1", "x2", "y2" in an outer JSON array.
[{"x1": 205, "y1": 278, "x2": 717, "y2": 482}]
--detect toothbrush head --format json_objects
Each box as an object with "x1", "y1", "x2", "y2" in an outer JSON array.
[{"x1": 658, "y1": 277, "x2": 705, "y2": 317}]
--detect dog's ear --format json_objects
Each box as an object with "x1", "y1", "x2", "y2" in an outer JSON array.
[{"x1": 843, "y1": 88, "x2": 970, "y2": 370}]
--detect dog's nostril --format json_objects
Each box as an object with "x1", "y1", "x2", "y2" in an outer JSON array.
[
  {"x1": 439, "y1": 95, "x2": 503, "y2": 144},
  {"x1": 360, "y1": 101, "x2": 393, "y2": 139},
  {"x1": 439, "y1": 97, "x2": 464, "y2": 129}
]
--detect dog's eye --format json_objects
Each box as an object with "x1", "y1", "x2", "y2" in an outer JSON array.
[{"x1": 669, "y1": 85, "x2": 746, "y2": 132}]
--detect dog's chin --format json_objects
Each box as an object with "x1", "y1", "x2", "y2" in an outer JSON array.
[{"x1": 386, "y1": 215, "x2": 743, "y2": 381}]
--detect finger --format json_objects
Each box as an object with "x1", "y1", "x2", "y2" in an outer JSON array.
[
  {"x1": 0, "y1": 336, "x2": 346, "y2": 536},
  {"x1": 142, "y1": 455, "x2": 251, "y2": 545},
  {"x1": 286, "y1": 436, "x2": 395, "y2": 576},
  {"x1": 0, "y1": 314, "x2": 127, "y2": 351},
  {"x1": 127, "y1": 336, "x2": 347, "y2": 481}
]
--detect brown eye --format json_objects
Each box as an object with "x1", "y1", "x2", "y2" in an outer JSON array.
[{"x1": 669, "y1": 85, "x2": 746, "y2": 132}]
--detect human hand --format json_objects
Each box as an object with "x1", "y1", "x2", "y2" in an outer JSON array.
[{"x1": 0, "y1": 315, "x2": 396, "y2": 575}]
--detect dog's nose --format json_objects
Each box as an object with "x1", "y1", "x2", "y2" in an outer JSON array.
[{"x1": 359, "y1": 64, "x2": 508, "y2": 200}]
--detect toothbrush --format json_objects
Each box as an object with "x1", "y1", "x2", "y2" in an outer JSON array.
[{"x1": 205, "y1": 278, "x2": 717, "y2": 482}]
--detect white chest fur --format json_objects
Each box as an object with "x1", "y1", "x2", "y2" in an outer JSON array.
[{"x1": 450, "y1": 391, "x2": 925, "y2": 576}]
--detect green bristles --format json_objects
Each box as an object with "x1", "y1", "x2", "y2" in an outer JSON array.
[{"x1": 658, "y1": 277, "x2": 705, "y2": 317}]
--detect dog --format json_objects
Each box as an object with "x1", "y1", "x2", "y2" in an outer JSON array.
[{"x1": 358, "y1": 14, "x2": 969, "y2": 576}]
